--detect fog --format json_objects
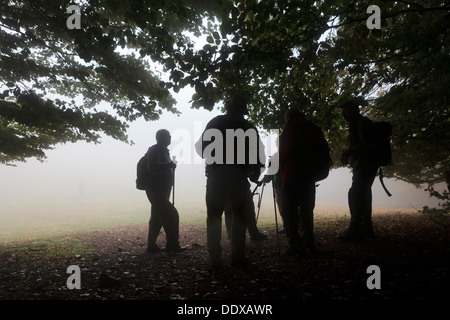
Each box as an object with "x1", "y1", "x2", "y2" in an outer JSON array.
[{"x1": 0, "y1": 89, "x2": 440, "y2": 240}]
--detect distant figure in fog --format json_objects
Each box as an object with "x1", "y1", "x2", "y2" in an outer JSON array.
[
  {"x1": 144, "y1": 129, "x2": 185, "y2": 253},
  {"x1": 195, "y1": 93, "x2": 265, "y2": 269},
  {"x1": 339, "y1": 98, "x2": 379, "y2": 242}
]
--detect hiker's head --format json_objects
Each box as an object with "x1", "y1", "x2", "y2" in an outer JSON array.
[
  {"x1": 225, "y1": 93, "x2": 249, "y2": 116},
  {"x1": 284, "y1": 107, "x2": 306, "y2": 124},
  {"x1": 340, "y1": 98, "x2": 363, "y2": 122},
  {"x1": 156, "y1": 129, "x2": 171, "y2": 147}
]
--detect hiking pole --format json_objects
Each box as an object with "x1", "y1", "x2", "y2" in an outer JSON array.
[
  {"x1": 272, "y1": 180, "x2": 280, "y2": 255},
  {"x1": 251, "y1": 180, "x2": 263, "y2": 195},
  {"x1": 172, "y1": 156, "x2": 177, "y2": 205},
  {"x1": 251, "y1": 180, "x2": 263, "y2": 221},
  {"x1": 256, "y1": 182, "x2": 265, "y2": 224}
]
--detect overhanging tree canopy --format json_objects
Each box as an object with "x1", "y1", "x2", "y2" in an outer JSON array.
[
  {"x1": 0, "y1": 0, "x2": 219, "y2": 162},
  {"x1": 1, "y1": 0, "x2": 449, "y2": 186}
]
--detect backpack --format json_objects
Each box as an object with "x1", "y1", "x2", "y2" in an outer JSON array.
[
  {"x1": 373, "y1": 121, "x2": 393, "y2": 166},
  {"x1": 136, "y1": 154, "x2": 151, "y2": 190},
  {"x1": 292, "y1": 122, "x2": 331, "y2": 182},
  {"x1": 308, "y1": 124, "x2": 332, "y2": 182},
  {"x1": 373, "y1": 121, "x2": 393, "y2": 196}
]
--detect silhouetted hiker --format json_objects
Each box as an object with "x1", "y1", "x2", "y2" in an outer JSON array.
[
  {"x1": 339, "y1": 98, "x2": 379, "y2": 242},
  {"x1": 263, "y1": 138, "x2": 287, "y2": 233},
  {"x1": 279, "y1": 108, "x2": 330, "y2": 255},
  {"x1": 195, "y1": 93, "x2": 265, "y2": 269},
  {"x1": 144, "y1": 129, "x2": 185, "y2": 253},
  {"x1": 224, "y1": 180, "x2": 267, "y2": 241}
]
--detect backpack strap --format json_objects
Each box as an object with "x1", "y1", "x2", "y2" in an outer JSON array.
[{"x1": 378, "y1": 167, "x2": 392, "y2": 197}]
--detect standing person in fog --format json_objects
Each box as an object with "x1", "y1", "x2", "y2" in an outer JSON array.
[
  {"x1": 263, "y1": 136, "x2": 287, "y2": 233},
  {"x1": 279, "y1": 107, "x2": 330, "y2": 255},
  {"x1": 339, "y1": 98, "x2": 379, "y2": 242},
  {"x1": 196, "y1": 93, "x2": 265, "y2": 269},
  {"x1": 145, "y1": 129, "x2": 185, "y2": 253}
]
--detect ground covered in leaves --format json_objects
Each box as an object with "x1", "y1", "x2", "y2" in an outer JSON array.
[{"x1": 0, "y1": 212, "x2": 449, "y2": 302}]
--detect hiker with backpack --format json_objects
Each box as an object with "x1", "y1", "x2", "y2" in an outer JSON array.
[
  {"x1": 195, "y1": 93, "x2": 266, "y2": 269},
  {"x1": 279, "y1": 107, "x2": 331, "y2": 256},
  {"x1": 339, "y1": 98, "x2": 390, "y2": 242},
  {"x1": 137, "y1": 129, "x2": 185, "y2": 254}
]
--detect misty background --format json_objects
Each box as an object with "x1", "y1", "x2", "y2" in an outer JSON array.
[{"x1": 0, "y1": 87, "x2": 440, "y2": 241}]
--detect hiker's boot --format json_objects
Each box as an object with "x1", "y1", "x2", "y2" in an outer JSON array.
[
  {"x1": 146, "y1": 244, "x2": 165, "y2": 254},
  {"x1": 209, "y1": 254, "x2": 224, "y2": 272},
  {"x1": 250, "y1": 232, "x2": 267, "y2": 241},
  {"x1": 362, "y1": 225, "x2": 376, "y2": 239},
  {"x1": 166, "y1": 246, "x2": 186, "y2": 253}
]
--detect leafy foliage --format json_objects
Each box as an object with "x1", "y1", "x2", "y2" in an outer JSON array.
[
  {"x1": 176, "y1": 0, "x2": 449, "y2": 186},
  {"x1": 1, "y1": 0, "x2": 449, "y2": 188},
  {"x1": 1, "y1": 0, "x2": 217, "y2": 163},
  {"x1": 421, "y1": 186, "x2": 450, "y2": 222}
]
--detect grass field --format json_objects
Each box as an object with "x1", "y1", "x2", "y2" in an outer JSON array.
[
  {"x1": 0, "y1": 202, "x2": 417, "y2": 245},
  {"x1": 0, "y1": 204, "x2": 209, "y2": 243}
]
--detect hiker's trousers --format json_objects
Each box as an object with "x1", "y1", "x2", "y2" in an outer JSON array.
[
  {"x1": 282, "y1": 178, "x2": 316, "y2": 251},
  {"x1": 146, "y1": 187, "x2": 180, "y2": 250},
  {"x1": 205, "y1": 167, "x2": 248, "y2": 264},
  {"x1": 224, "y1": 181, "x2": 260, "y2": 240},
  {"x1": 348, "y1": 164, "x2": 378, "y2": 234}
]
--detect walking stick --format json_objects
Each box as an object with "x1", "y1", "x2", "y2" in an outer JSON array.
[
  {"x1": 272, "y1": 180, "x2": 280, "y2": 255},
  {"x1": 172, "y1": 156, "x2": 177, "y2": 205},
  {"x1": 251, "y1": 183, "x2": 260, "y2": 196},
  {"x1": 256, "y1": 182, "x2": 265, "y2": 224}
]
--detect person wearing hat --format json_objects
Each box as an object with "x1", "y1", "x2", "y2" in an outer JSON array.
[
  {"x1": 339, "y1": 98, "x2": 379, "y2": 242},
  {"x1": 195, "y1": 93, "x2": 265, "y2": 269}
]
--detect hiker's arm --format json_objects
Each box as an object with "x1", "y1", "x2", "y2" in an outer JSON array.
[
  {"x1": 279, "y1": 127, "x2": 293, "y2": 162},
  {"x1": 265, "y1": 152, "x2": 279, "y2": 177},
  {"x1": 148, "y1": 161, "x2": 175, "y2": 175},
  {"x1": 195, "y1": 119, "x2": 217, "y2": 159},
  {"x1": 279, "y1": 125, "x2": 296, "y2": 181},
  {"x1": 148, "y1": 150, "x2": 175, "y2": 175}
]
